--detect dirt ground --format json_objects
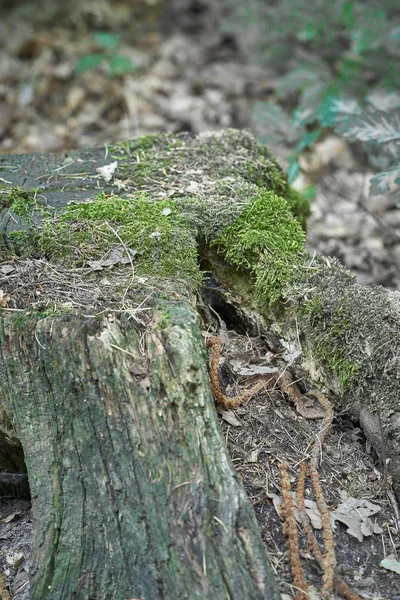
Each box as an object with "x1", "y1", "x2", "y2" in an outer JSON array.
[
  {"x1": 211, "y1": 327, "x2": 400, "y2": 600},
  {"x1": 0, "y1": 1, "x2": 399, "y2": 598}
]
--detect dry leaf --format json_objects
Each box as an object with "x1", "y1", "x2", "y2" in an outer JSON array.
[
  {"x1": 331, "y1": 497, "x2": 382, "y2": 542},
  {"x1": 0, "y1": 290, "x2": 11, "y2": 307},
  {"x1": 230, "y1": 359, "x2": 278, "y2": 377},
  {"x1": 268, "y1": 491, "x2": 323, "y2": 529},
  {"x1": 87, "y1": 247, "x2": 137, "y2": 270},
  {"x1": 269, "y1": 492, "x2": 383, "y2": 541},
  {"x1": 5, "y1": 551, "x2": 24, "y2": 568},
  {"x1": 380, "y1": 556, "x2": 400, "y2": 574},
  {"x1": 218, "y1": 409, "x2": 242, "y2": 427},
  {"x1": 96, "y1": 161, "x2": 118, "y2": 183},
  {"x1": 248, "y1": 448, "x2": 260, "y2": 463},
  {"x1": 0, "y1": 264, "x2": 15, "y2": 275},
  {"x1": 2, "y1": 512, "x2": 18, "y2": 523},
  {"x1": 279, "y1": 338, "x2": 302, "y2": 365}
]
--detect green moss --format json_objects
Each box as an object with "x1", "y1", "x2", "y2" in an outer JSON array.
[
  {"x1": 0, "y1": 186, "x2": 49, "y2": 259},
  {"x1": 6, "y1": 230, "x2": 36, "y2": 256},
  {"x1": 132, "y1": 133, "x2": 182, "y2": 153},
  {"x1": 0, "y1": 186, "x2": 39, "y2": 218},
  {"x1": 0, "y1": 233, "x2": 7, "y2": 259},
  {"x1": 212, "y1": 190, "x2": 306, "y2": 305},
  {"x1": 298, "y1": 280, "x2": 359, "y2": 392},
  {"x1": 246, "y1": 157, "x2": 287, "y2": 197},
  {"x1": 109, "y1": 132, "x2": 182, "y2": 158},
  {"x1": 109, "y1": 132, "x2": 183, "y2": 157},
  {"x1": 38, "y1": 305, "x2": 74, "y2": 319},
  {"x1": 108, "y1": 134, "x2": 178, "y2": 183},
  {"x1": 106, "y1": 130, "x2": 308, "y2": 233},
  {"x1": 195, "y1": 131, "x2": 290, "y2": 200},
  {"x1": 131, "y1": 157, "x2": 173, "y2": 185},
  {"x1": 7, "y1": 310, "x2": 37, "y2": 328},
  {"x1": 4, "y1": 306, "x2": 70, "y2": 328},
  {"x1": 0, "y1": 228, "x2": 41, "y2": 260},
  {"x1": 315, "y1": 345, "x2": 358, "y2": 392},
  {"x1": 284, "y1": 186, "x2": 311, "y2": 228},
  {"x1": 311, "y1": 333, "x2": 359, "y2": 393},
  {"x1": 245, "y1": 162, "x2": 310, "y2": 228},
  {"x1": 37, "y1": 191, "x2": 202, "y2": 295},
  {"x1": 1, "y1": 130, "x2": 311, "y2": 310}
]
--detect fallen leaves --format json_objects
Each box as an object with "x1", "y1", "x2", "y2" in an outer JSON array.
[
  {"x1": 269, "y1": 491, "x2": 383, "y2": 542},
  {"x1": 0, "y1": 290, "x2": 11, "y2": 307},
  {"x1": 380, "y1": 556, "x2": 400, "y2": 574},
  {"x1": 0, "y1": 265, "x2": 15, "y2": 276},
  {"x1": 331, "y1": 497, "x2": 383, "y2": 542},
  {"x1": 87, "y1": 246, "x2": 137, "y2": 270},
  {"x1": 217, "y1": 408, "x2": 242, "y2": 427}
]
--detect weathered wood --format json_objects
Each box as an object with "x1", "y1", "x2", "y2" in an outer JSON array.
[
  {"x1": 0, "y1": 305, "x2": 280, "y2": 600},
  {"x1": 1, "y1": 129, "x2": 400, "y2": 598}
]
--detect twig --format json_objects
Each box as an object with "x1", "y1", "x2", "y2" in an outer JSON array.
[{"x1": 104, "y1": 221, "x2": 135, "y2": 301}]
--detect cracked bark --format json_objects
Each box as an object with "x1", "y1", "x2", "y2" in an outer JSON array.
[{"x1": 0, "y1": 306, "x2": 280, "y2": 600}]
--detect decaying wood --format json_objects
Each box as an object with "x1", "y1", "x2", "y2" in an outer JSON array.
[
  {"x1": 0, "y1": 307, "x2": 280, "y2": 600},
  {"x1": 1, "y1": 129, "x2": 400, "y2": 599}
]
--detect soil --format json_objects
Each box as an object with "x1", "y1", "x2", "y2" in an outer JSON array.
[
  {"x1": 211, "y1": 328, "x2": 400, "y2": 600},
  {"x1": 0, "y1": 1, "x2": 399, "y2": 598}
]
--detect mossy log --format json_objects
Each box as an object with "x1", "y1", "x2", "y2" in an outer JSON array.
[{"x1": 0, "y1": 129, "x2": 400, "y2": 598}]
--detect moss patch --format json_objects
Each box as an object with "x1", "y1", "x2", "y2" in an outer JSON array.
[
  {"x1": 0, "y1": 187, "x2": 46, "y2": 257},
  {"x1": 212, "y1": 190, "x2": 306, "y2": 305},
  {"x1": 108, "y1": 132, "x2": 181, "y2": 184},
  {"x1": 290, "y1": 255, "x2": 400, "y2": 412},
  {"x1": 107, "y1": 129, "x2": 309, "y2": 227},
  {"x1": 300, "y1": 294, "x2": 358, "y2": 392},
  {"x1": 284, "y1": 186, "x2": 311, "y2": 228},
  {"x1": 37, "y1": 191, "x2": 202, "y2": 296},
  {"x1": 1, "y1": 130, "x2": 311, "y2": 310},
  {"x1": 0, "y1": 186, "x2": 39, "y2": 217},
  {"x1": 1, "y1": 230, "x2": 33, "y2": 257}
]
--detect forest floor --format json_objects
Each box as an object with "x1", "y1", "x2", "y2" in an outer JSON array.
[{"x1": 0, "y1": 1, "x2": 399, "y2": 598}]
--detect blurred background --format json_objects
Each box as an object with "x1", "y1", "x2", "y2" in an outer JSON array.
[{"x1": 1, "y1": 0, "x2": 400, "y2": 289}]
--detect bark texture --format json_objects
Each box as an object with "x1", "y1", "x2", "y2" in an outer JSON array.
[{"x1": 0, "y1": 304, "x2": 280, "y2": 600}]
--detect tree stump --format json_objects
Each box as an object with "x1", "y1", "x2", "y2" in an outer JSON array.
[{"x1": 1, "y1": 129, "x2": 399, "y2": 599}]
